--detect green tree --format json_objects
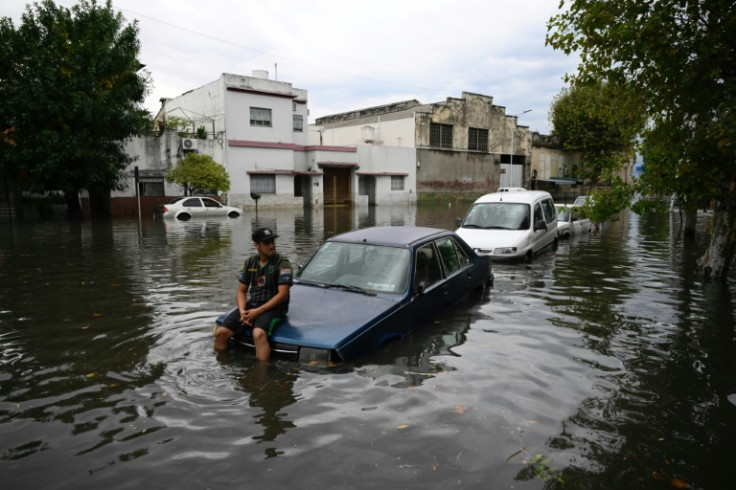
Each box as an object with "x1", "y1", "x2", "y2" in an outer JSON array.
[
  {"x1": 166, "y1": 153, "x2": 230, "y2": 196},
  {"x1": 0, "y1": 0, "x2": 150, "y2": 219},
  {"x1": 550, "y1": 79, "x2": 644, "y2": 206},
  {"x1": 547, "y1": 0, "x2": 736, "y2": 278}
]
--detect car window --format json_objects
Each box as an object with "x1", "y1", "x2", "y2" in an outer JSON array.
[
  {"x1": 202, "y1": 198, "x2": 222, "y2": 208},
  {"x1": 183, "y1": 198, "x2": 202, "y2": 207},
  {"x1": 534, "y1": 203, "x2": 543, "y2": 224},
  {"x1": 556, "y1": 207, "x2": 570, "y2": 221},
  {"x1": 298, "y1": 242, "x2": 409, "y2": 293},
  {"x1": 541, "y1": 198, "x2": 557, "y2": 224},
  {"x1": 435, "y1": 237, "x2": 468, "y2": 276},
  {"x1": 414, "y1": 244, "x2": 443, "y2": 292}
]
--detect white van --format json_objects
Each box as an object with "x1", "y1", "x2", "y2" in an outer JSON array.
[{"x1": 455, "y1": 190, "x2": 558, "y2": 261}]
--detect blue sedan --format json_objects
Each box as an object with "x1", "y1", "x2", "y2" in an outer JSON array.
[{"x1": 215, "y1": 226, "x2": 493, "y2": 363}]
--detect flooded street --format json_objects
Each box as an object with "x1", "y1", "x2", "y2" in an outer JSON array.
[{"x1": 1, "y1": 205, "x2": 735, "y2": 489}]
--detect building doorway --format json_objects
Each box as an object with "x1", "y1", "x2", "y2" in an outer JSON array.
[{"x1": 323, "y1": 167, "x2": 352, "y2": 206}]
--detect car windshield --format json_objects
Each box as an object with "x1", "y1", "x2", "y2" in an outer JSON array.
[
  {"x1": 297, "y1": 242, "x2": 410, "y2": 293},
  {"x1": 556, "y1": 208, "x2": 570, "y2": 221},
  {"x1": 462, "y1": 202, "x2": 531, "y2": 230}
]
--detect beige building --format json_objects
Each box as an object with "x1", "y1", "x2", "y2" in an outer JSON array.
[{"x1": 310, "y1": 92, "x2": 533, "y2": 199}]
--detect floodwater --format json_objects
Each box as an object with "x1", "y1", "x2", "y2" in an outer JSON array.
[{"x1": 1, "y1": 204, "x2": 735, "y2": 489}]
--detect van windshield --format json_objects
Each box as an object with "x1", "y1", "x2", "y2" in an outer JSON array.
[{"x1": 462, "y1": 202, "x2": 531, "y2": 230}]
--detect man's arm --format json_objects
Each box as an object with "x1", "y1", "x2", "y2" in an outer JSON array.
[
  {"x1": 243, "y1": 284, "x2": 289, "y2": 324},
  {"x1": 236, "y1": 281, "x2": 249, "y2": 321}
]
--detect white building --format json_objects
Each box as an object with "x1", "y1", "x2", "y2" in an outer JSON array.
[{"x1": 114, "y1": 71, "x2": 416, "y2": 215}]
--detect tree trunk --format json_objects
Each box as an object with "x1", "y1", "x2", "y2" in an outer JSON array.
[
  {"x1": 683, "y1": 211, "x2": 697, "y2": 238},
  {"x1": 697, "y1": 184, "x2": 736, "y2": 279},
  {"x1": 65, "y1": 191, "x2": 84, "y2": 221}
]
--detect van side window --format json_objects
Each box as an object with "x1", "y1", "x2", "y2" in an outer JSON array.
[
  {"x1": 541, "y1": 199, "x2": 557, "y2": 224},
  {"x1": 534, "y1": 203, "x2": 543, "y2": 224}
]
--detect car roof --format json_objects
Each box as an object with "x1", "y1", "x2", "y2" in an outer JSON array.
[
  {"x1": 473, "y1": 190, "x2": 553, "y2": 205},
  {"x1": 327, "y1": 226, "x2": 451, "y2": 248}
]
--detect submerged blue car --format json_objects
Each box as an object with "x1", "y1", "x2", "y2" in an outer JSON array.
[{"x1": 215, "y1": 226, "x2": 493, "y2": 363}]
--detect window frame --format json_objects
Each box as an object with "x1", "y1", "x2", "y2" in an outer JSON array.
[
  {"x1": 250, "y1": 174, "x2": 276, "y2": 194},
  {"x1": 293, "y1": 114, "x2": 304, "y2": 132},
  {"x1": 391, "y1": 175, "x2": 405, "y2": 191},
  {"x1": 250, "y1": 107, "x2": 272, "y2": 127},
  {"x1": 430, "y1": 123, "x2": 453, "y2": 149},
  {"x1": 468, "y1": 127, "x2": 489, "y2": 152}
]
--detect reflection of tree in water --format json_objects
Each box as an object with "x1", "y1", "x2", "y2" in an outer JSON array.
[
  {"x1": 237, "y1": 362, "x2": 298, "y2": 458},
  {"x1": 539, "y1": 212, "x2": 736, "y2": 488}
]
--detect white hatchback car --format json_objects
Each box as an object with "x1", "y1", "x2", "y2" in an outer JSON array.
[
  {"x1": 556, "y1": 205, "x2": 591, "y2": 238},
  {"x1": 153, "y1": 196, "x2": 242, "y2": 221},
  {"x1": 455, "y1": 190, "x2": 558, "y2": 261}
]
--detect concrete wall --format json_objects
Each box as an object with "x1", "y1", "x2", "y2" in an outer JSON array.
[
  {"x1": 531, "y1": 146, "x2": 580, "y2": 180},
  {"x1": 416, "y1": 148, "x2": 498, "y2": 193}
]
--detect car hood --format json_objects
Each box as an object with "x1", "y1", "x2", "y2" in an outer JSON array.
[
  {"x1": 455, "y1": 227, "x2": 530, "y2": 251},
  {"x1": 271, "y1": 283, "x2": 403, "y2": 350}
]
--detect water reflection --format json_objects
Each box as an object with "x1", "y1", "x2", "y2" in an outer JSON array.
[{"x1": 1, "y1": 207, "x2": 735, "y2": 489}]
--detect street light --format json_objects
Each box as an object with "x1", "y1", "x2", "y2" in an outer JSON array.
[{"x1": 509, "y1": 109, "x2": 531, "y2": 187}]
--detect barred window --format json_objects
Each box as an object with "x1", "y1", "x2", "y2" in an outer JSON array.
[
  {"x1": 293, "y1": 114, "x2": 303, "y2": 132},
  {"x1": 430, "y1": 123, "x2": 453, "y2": 148},
  {"x1": 391, "y1": 175, "x2": 405, "y2": 191},
  {"x1": 469, "y1": 127, "x2": 489, "y2": 152},
  {"x1": 250, "y1": 174, "x2": 276, "y2": 194},
  {"x1": 139, "y1": 180, "x2": 164, "y2": 196},
  {"x1": 250, "y1": 107, "x2": 272, "y2": 127}
]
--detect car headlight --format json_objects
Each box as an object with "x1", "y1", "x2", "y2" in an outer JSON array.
[
  {"x1": 299, "y1": 347, "x2": 337, "y2": 364},
  {"x1": 494, "y1": 247, "x2": 517, "y2": 255}
]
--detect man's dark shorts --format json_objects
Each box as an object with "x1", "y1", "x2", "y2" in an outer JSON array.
[{"x1": 221, "y1": 304, "x2": 283, "y2": 336}]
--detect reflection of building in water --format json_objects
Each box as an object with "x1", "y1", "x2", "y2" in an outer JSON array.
[{"x1": 238, "y1": 363, "x2": 298, "y2": 456}]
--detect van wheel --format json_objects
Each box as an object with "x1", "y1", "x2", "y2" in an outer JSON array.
[
  {"x1": 525, "y1": 250, "x2": 533, "y2": 263},
  {"x1": 552, "y1": 238, "x2": 559, "y2": 251}
]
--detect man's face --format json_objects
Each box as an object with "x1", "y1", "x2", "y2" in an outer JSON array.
[{"x1": 255, "y1": 238, "x2": 276, "y2": 257}]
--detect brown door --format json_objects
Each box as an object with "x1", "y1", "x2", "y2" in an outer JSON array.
[{"x1": 323, "y1": 167, "x2": 352, "y2": 206}]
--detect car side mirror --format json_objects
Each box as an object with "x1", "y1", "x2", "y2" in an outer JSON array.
[
  {"x1": 455, "y1": 218, "x2": 463, "y2": 227},
  {"x1": 534, "y1": 219, "x2": 547, "y2": 231},
  {"x1": 415, "y1": 282, "x2": 427, "y2": 295}
]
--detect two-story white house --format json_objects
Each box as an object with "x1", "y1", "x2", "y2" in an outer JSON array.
[{"x1": 118, "y1": 70, "x2": 416, "y2": 213}]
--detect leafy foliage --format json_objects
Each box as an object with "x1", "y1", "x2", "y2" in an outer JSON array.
[
  {"x1": 547, "y1": 0, "x2": 736, "y2": 277},
  {"x1": 166, "y1": 153, "x2": 230, "y2": 196},
  {"x1": 0, "y1": 0, "x2": 150, "y2": 217},
  {"x1": 550, "y1": 78, "x2": 644, "y2": 200}
]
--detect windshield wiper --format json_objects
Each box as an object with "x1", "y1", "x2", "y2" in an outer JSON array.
[
  {"x1": 296, "y1": 279, "x2": 330, "y2": 288},
  {"x1": 330, "y1": 284, "x2": 377, "y2": 296}
]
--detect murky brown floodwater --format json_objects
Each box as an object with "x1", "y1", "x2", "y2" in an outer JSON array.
[{"x1": 1, "y1": 204, "x2": 735, "y2": 489}]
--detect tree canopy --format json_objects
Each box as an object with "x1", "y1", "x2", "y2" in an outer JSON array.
[
  {"x1": 550, "y1": 78, "x2": 645, "y2": 187},
  {"x1": 0, "y1": 0, "x2": 150, "y2": 218},
  {"x1": 547, "y1": 0, "x2": 736, "y2": 278},
  {"x1": 166, "y1": 153, "x2": 231, "y2": 196}
]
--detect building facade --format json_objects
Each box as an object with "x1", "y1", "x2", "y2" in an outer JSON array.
[
  {"x1": 113, "y1": 71, "x2": 416, "y2": 215},
  {"x1": 310, "y1": 92, "x2": 533, "y2": 198}
]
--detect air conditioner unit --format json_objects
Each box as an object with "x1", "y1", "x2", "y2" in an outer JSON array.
[{"x1": 181, "y1": 138, "x2": 198, "y2": 151}]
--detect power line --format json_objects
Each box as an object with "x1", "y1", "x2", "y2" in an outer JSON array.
[{"x1": 119, "y1": 7, "x2": 441, "y2": 93}]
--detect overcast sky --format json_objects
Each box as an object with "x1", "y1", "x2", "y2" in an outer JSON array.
[{"x1": 2, "y1": 0, "x2": 580, "y2": 133}]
